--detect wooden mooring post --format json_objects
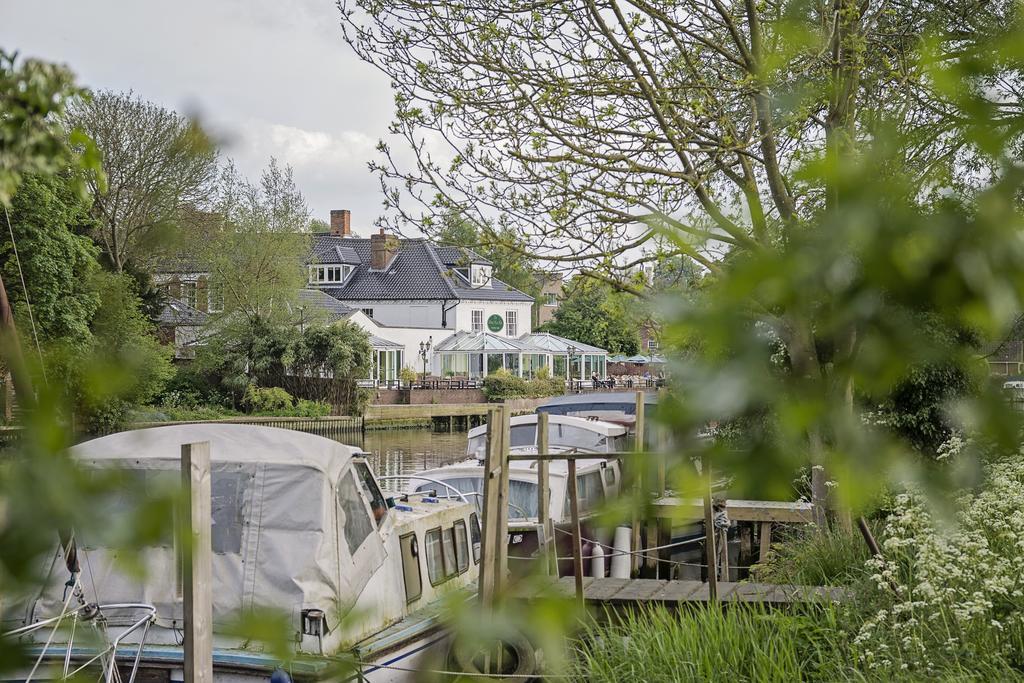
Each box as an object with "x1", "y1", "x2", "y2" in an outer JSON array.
[
  {"x1": 567, "y1": 457, "x2": 585, "y2": 607},
  {"x1": 181, "y1": 442, "x2": 213, "y2": 683},
  {"x1": 631, "y1": 391, "x2": 645, "y2": 576},
  {"x1": 478, "y1": 405, "x2": 509, "y2": 609},
  {"x1": 536, "y1": 412, "x2": 556, "y2": 575}
]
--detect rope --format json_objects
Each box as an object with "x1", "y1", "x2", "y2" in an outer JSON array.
[
  {"x1": 3, "y1": 204, "x2": 45, "y2": 381},
  {"x1": 552, "y1": 526, "x2": 706, "y2": 556}
]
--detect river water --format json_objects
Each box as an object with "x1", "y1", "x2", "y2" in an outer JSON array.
[{"x1": 354, "y1": 428, "x2": 469, "y2": 481}]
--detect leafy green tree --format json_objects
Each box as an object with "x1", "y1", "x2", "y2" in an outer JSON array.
[
  {"x1": 283, "y1": 322, "x2": 373, "y2": 412},
  {"x1": 47, "y1": 271, "x2": 174, "y2": 433},
  {"x1": 68, "y1": 90, "x2": 218, "y2": 272},
  {"x1": 199, "y1": 159, "x2": 309, "y2": 323},
  {"x1": 1, "y1": 172, "x2": 101, "y2": 343},
  {"x1": 0, "y1": 50, "x2": 101, "y2": 205},
  {"x1": 543, "y1": 277, "x2": 640, "y2": 354}
]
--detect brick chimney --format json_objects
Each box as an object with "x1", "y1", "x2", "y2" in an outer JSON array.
[
  {"x1": 370, "y1": 228, "x2": 399, "y2": 270},
  {"x1": 329, "y1": 209, "x2": 351, "y2": 237}
]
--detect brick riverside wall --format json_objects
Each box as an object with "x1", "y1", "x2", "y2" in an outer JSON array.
[{"x1": 371, "y1": 388, "x2": 487, "y2": 405}]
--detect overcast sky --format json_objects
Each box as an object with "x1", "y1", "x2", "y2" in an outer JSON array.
[{"x1": 1, "y1": 0, "x2": 397, "y2": 233}]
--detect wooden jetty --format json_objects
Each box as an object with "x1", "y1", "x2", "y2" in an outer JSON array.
[
  {"x1": 517, "y1": 576, "x2": 848, "y2": 605},
  {"x1": 478, "y1": 393, "x2": 842, "y2": 610}
]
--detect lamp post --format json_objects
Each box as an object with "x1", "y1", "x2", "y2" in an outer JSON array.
[
  {"x1": 418, "y1": 336, "x2": 432, "y2": 386},
  {"x1": 297, "y1": 305, "x2": 306, "y2": 334}
]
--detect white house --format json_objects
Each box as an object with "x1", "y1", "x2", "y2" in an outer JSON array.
[{"x1": 154, "y1": 209, "x2": 606, "y2": 383}]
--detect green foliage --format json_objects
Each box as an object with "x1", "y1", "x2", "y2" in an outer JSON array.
[
  {"x1": 243, "y1": 385, "x2": 293, "y2": 413},
  {"x1": 0, "y1": 50, "x2": 102, "y2": 206},
  {"x1": 193, "y1": 316, "x2": 296, "y2": 402},
  {"x1": 483, "y1": 368, "x2": 564, "y2": 401},
  {"x1": 68, "y1": 90, "x2": 218, "y2": 271},
  {"x1": 199, "y1": 159, "x2": 309, "y2": 322},
  {"x1": 2, "y1": 172, "x2": 101, "y2": 341},
  {"x1": 399, "y1": 366, "x2": 417, "y2": 386},
  {"x1": 571, "y1": 604, "x2": 855, "y2": 682},
  {"x1": 285, "y1": 322, "x2": 373, "y2": 384},
  {"x1": 47, "y1": 271, "x2": 175, "y2": 434},
  {"x1": 753, "y1": 523, "x2": 879, "y2": 588},
  {"x1": 544, "y1": 278, "x2": 641, "y2": 354}
]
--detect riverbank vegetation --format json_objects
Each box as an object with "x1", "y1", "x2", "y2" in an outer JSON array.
[{"x1": 572, "y1": 452, "x2": 1024, "y2": 681}]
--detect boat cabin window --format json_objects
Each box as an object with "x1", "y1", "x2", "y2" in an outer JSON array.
[
  {"x1": 399, "y1": 532, "x2": 422, "y2": 603},
  {"x1": 354, "y1": 461, "x2": 388, "y2": 524},
  {"x1": 416, "y1": 477, "x2": 539, "y2": 519},
  {"x1": 338, "y1": 471, "x2": 375, "y2": 554},
  {"x1": 509, "y1": 424, "x2": 537, "y2": 448},
  {"x1": 470, "y1": 513, "x2": 481, "y2": 563},
  {"x1": 425, "y1": 523, "x2": 468, "y2": 585},
  {"x1": 564, "y1": 470, "x2": 606, "y2": 517},
  {"x1": 467, "y1": 434, "x2": 487, "y2": 456},
  {"x1": 454, "y1": 520, "x2": 470, "y2": 572},
  {"x1": 442, "y1": 527, "x2": 458, "y2": 576}
]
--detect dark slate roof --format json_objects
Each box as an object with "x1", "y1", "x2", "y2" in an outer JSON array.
[
  {"x1": 294, "y1": 289, "x2": 357, "y2": 323},
  {"x1": 434, "y1": 245, "x2": 492, "y2": 267},
  {"x1": 315, "y1": 237, "x2": 531, "y2": 303},
  {"x1": 309, "y1": 234, "x2": 362, "y2": 265},
  {"x1": 156, "y1": 233, "x2": 532, "y2": 303},
  {"x1": 153, "y1": 253, "x2": 207, "y2": 274},
  {"x1": 157, "y1": 299, "x2": 208, "y2": 326}
]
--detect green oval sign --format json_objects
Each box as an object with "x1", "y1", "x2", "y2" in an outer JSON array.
[{"x1": 487, "y1": 314, "x2": 504, "y2": 332}]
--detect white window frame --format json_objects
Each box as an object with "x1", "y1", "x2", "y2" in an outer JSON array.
[
  {"x1": 471, "y1": 309, "x2": 484, "y2": 332},
  {"x1": 647, "y1": 339, "x2": 659, "y2": 351},
  {"x1": 545, "y1": 293, "x2": 558, "y2": 306},
  {"x1": 181, "y1": 281, "x2": 198, "y2": 310},
  {"x1": 506, "y1": 310, "x2": 518, "y2": 337},
  {"x1": 470, "y1": 265, "x2": 492, "y2": 287},
  {"x1": 309, "y1": 264, "x2": 352, "y2": 284},
  {"x1": 208, "y1": 282, "x2": 224, "y2": 313},
  {"x1": 361, "y1": 308, "x2": 374, "y2": 318}
]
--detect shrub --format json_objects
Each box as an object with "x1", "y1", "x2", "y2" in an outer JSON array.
[
  {"x1": 291, "y1": 399, "x2": 331, "y2": 417},
  {"x1": 399, "y1": 366, "x2": 418, "y2": 387},
  {"x1": 527, "y1": 376, "x2": 564, "y2": 398},
  {"x1": 850, "y1": 456, "x2": 1024, "y2": 677},
  {"x1": 242, "y1": 385, "x2": 293, "y2": 413},
  {"x1": 484, "y1": 369, "x2": 565, "y2": 401},
  {"x1": 483, "y1": 369, "x2": 529, "y2": 400}
]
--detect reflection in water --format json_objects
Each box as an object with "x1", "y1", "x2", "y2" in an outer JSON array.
[{"x1": 356, "y1": 429, "x2": 469, "y2": 480}]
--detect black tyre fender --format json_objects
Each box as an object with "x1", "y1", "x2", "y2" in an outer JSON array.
[{"x1": 446, "y1": 629, "x2": 538, "y2": 679}]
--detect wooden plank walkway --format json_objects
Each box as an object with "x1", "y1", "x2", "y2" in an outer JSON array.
[
  {"x1": 516, "y1": 577, "x2": 847, "y2": 605},
  {"x1": 652, "y1": 497, "x2": 814, "y2": 524}
]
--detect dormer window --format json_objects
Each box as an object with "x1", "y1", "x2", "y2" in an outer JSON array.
[
  {"x1": 470, "y1": 265, "x2": 492, "y2": 288},
  {"x1": 309, "y1": 264, "x2": 353, "y2": 285}
]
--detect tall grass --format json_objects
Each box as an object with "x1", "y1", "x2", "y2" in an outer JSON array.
[
  {"x1": 752, "y1": 523, "x2": 878, "y2": 587},
  {"x1": 570, "y1": 604, "x2": 856, "y2": 682}
]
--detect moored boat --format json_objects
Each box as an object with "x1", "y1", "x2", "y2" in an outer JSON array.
[{"x1": 1, "y1": 424, "x2": 482, "y2": 682}]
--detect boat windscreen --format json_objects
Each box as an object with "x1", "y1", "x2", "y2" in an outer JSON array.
[
  {"x1": 416, "y1": 477, "x2": 539, "y2": 519},
  {"x1": 552, "y1": 424, "x2": 610, "y2": 452}
]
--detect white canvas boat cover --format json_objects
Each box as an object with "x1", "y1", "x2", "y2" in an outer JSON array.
[{"x1": 19, "y1": 424, "x2": 387, "y2": 636}]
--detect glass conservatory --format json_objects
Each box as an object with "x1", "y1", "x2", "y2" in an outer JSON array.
[{"x1": 434, "y1": 331, "x2": 608, "y2": 380}]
